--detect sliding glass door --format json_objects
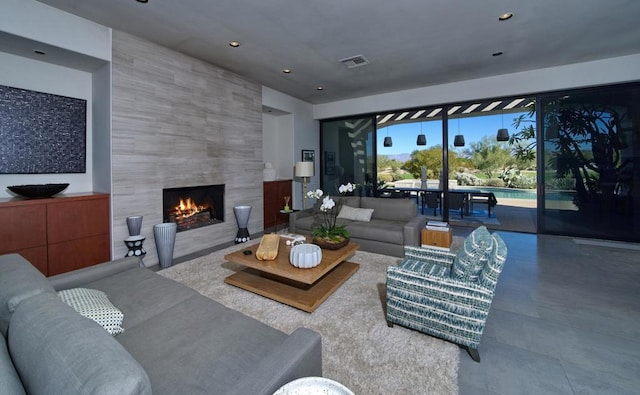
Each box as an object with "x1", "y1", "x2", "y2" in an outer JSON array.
[
  {"x1": 538, "y1": 83, "x2": 640, "y2": 242},
  {"x1": 320, "y1": 116, "x2": 375, "y2": 196}
]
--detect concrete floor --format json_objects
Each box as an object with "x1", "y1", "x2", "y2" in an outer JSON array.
[{"x1": 454, "y1": 229, "x2": 640, "y2": 395}]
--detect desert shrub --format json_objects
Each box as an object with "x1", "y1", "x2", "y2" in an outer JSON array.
[
  {"x1": 513, "y1": 177, "x2": 536, "y2": 189},
  {"x1": 546, "y1": 177, "x2": 576, "y2": 190},
  {"x1": 484, "y1": 178, "x2": 505, "y2": 187},
  {"x1": 378, "y1": 173, "x2": 393, "y2": 183},
  {"x1": 455, "y1": 172, "x2": 482, "y2": 186}
]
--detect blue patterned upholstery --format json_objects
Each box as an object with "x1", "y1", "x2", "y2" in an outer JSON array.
[{"x1": 386, "y1": 228, "x2": 507, "y2": 362}]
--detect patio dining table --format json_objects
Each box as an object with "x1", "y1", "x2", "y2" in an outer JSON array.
[{"x1": 390, "y1": 187, "x2": 493, "y2": 216}]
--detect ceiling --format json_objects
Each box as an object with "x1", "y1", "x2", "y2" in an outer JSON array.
[{"x1": 32, "y1": 0, "x2": 640, "y2": 104}]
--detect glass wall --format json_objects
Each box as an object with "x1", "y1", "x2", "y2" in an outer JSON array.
[
  {"x1": 539, "y1": 83, "x2": 640, "y2": 242},
  {"x1": 320, "y1": 116, "x2": 375, "y2": 196}
]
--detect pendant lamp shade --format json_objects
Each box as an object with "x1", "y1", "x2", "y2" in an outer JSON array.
[
  {"x1": 453, "y1": 134, "x2": 465, "y2": 147},
  {"x1": 416, "y1": 134, "x2": 427, "y2": 146},
  {"x1": 384, "y1": 136, "x2": 393, "y2": 147},
  {"x1": 496, "y1": 128, "x2": 510, "y2": 141}
]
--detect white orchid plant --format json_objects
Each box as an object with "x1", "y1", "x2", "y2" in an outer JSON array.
[{"x1": 306, "y1": 183, "x2": 356, "y2": 241}]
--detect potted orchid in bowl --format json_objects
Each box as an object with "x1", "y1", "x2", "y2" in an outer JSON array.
[{"x1": 306, "y1": 183, "x2": 356, "y2": 250}]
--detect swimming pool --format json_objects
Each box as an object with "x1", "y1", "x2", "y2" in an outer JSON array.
[{"x1": 466, "y1": 187, "x2": 574, "y2": 201}]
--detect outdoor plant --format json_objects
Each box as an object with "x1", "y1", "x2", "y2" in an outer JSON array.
[
  {"x1": 455, "y1": 172, "x2": 482, "y2": 186},
  {"x1": 306, "y1": 183, "x2": 356, "y2": 241}
]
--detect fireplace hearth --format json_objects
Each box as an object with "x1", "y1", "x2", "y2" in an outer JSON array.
[{"x1": 162, "y1": 184, "x2": 224, "y2": 232}]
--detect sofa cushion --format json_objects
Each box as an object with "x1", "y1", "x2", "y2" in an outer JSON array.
[
  {"x1": 8, "y1": 292, "x2": 151, "y2": 395},
  {"x1": 337, "y1": 205, "x2": 374, "y2": 222},
  {"x1": 115, "y1": 293, "x2": 289, "y2": 394},
  {"x1": 79, "y1": 267, "x2": 200, "y2": 330},
  {"x1": 451, "y1": 226, "x2": 493, "y2": 282},
  {"x1": 58, "y1": 288, "x2": 125, "y2": 335},
  {"x1": 346, "y1": 219, "x2": 405, "y2": 245},
  {"x1": 1, "y1": 332, "x2": 25, "y2": 395},
  {"x1": 360, "y1": 197, "x2": 416, "y2": 221},
  {"x1": 0, "y1": 254, "x2": 56, "y2": 336}
]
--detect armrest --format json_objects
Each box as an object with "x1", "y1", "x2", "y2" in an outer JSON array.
[
  {"x1": 387, "y1": 265, "x2": 494, "y2": 313},
  {"x1": 48, "y1": 257, "x2": 143, "y2": 291},
  {"x1": 229, "y1": 327, "x2": 322, "y2": 395},
  {"x1": 288, "y1": 208, "x2": 314, "y2": 233},
  {"x1": 403, "y1": 215, "x2": 428, "y2": 246}
]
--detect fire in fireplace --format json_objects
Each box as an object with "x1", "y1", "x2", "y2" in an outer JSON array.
[{"x1": 162, "y1": 184, "x2": 224, "y2": 232}]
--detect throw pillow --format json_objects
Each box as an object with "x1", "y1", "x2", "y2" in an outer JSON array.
[
  {"x1": 57, "y1": 288, "x2": 124, "y2": 336},
  {"x1": 451, "y1": 226, "x2": 493, "y2": 282},
  {"x1": 337, "y1": 205, "x2": 374, "y2": 222}
]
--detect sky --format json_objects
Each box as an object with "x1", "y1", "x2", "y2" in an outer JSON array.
[{"x1": 377, "y1": 111, "x2": 534, "y2": 156}]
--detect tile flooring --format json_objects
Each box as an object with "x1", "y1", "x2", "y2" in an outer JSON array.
[{"x1": 456, "y1": 230, "x2": 640, "y2": 395}]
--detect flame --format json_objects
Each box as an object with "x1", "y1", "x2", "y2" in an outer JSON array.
[{"x1": 173, "y1": 197, "x2": 206, "y2": 218}]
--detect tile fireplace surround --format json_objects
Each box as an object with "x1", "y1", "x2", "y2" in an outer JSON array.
[{"x1": 110, "y1": 31, "x2": 263, "y2": 266}]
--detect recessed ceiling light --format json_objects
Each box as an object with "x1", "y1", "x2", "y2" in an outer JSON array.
[
  {"x1": 316, "y1": 86, "x2": 324, "y2": 91},
  {"x1": 229, "y1": 41, "x2": 240, "y2": 48},
  {"x1": 136, "y1": 0, "x2": 149, "y2": 3},
  {"x1": 492, "y1": 51, "x2": 504, "y2": 57},
  {"x1": 498, "y1": 12, "x2": 513, "y2": 21},
  {"x1": 282, "y1": 69, "x2": 292, "y2": 74},
  {"x1": 34, "y1": 50, "x2": 46, "y2": 55}
]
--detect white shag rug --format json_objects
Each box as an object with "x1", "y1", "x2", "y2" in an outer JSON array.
[{"x1": 159, "y1": 241, "x2": 459, "y2": 394}]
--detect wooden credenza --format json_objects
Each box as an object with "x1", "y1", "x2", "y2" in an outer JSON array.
[
  {"x1": 0, "y1": 193, "x2": 111, "y2": 276},
  {"x1": 263, "y1": 180, "x2": 292, "y2": 230}
]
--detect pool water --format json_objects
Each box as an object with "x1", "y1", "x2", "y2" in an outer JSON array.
[{"x1": 471, "y1": 187, "x2": 574, "y2": 201}]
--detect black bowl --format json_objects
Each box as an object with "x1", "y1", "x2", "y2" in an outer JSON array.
[{"x1": 7, "y1": 183, "x2": 69, "y2": 199}]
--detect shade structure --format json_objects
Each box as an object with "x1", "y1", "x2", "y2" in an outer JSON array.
[
  {"x1": 416, "y1": 134, "x2": 426, "y2": 145},
  {"x1": 496, "y1": 128, "x2": 510, "y2": 141},
  {"x1": 453, "y1": 134, "x2": 465, "y2": 147},
  {"x1": 383, "y1": 136, "x2": 393, "y2": 147}
]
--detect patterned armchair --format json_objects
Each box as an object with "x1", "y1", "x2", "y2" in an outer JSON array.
[{"x1": 385, "y1": 226, "x2": 507, "y2": 362}]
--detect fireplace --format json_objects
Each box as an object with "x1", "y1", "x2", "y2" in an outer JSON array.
[{"x1": 162, "y1": 184, "x2": 224, "y2": 232}]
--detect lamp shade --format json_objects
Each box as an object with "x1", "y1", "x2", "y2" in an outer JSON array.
[
  {"x1": 416, "y1": 134, "x2": 427, "y2": 146},
  {"x1": 294, "y1": 161, "x2": 314, "y2": 177},
  {"x1": 383, "y1": 136, "x2": 393, "y2": 147},
  {"x1": 453, "y1": 134, "x2": 465, "y2": 147},
  {"x1": 496, "y1": 128, "x2": 510, "y2": 141}
]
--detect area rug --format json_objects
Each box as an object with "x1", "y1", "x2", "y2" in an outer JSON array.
[{"x1": 159, "y1": 241, "x2": 459, "y2": 394}]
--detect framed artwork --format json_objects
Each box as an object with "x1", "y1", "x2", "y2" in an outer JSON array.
[
  {"x1": 325, "y1": 151, "x2": 336, "y2": 175},
  {"x1": 302, "y1": 149, "x2": 315, "y2": 163}
]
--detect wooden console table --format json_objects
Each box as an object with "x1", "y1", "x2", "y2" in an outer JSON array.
[{"x1": 0, "y1": 193, "x2": 111, "y2": 276}]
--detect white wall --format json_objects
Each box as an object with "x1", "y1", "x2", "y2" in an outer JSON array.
[
  {"x1": 0, "y1": 52, "x2": 94, "y2": 197},
  {"x1": 262, "y1": 111, "x2": 293, "y2": 181},
  {"x1": 262, "y1": 86, "x2": 317, "y2": 210},
  {"x1": 314, "y1": 53, "x2": 640, "y2": 120},
  {"x1": 0, "y1": 0, "x2": 111, "y2": 62}
]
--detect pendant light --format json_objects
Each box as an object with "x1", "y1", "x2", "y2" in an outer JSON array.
[
  {"x1": 383, "y1": 126, "x2": 393, "y2": 147},
  {"x1": 416, "y1": 121, "x2": 426, "y2": 146},
  {"x1": 453, "y1": 118, "x2": 465, "y2": 147},
  {"x1": 496, "y1": 109, "x2": 510, "y2": 141}
]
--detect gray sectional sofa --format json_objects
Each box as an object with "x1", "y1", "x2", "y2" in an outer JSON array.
[
  {"x1": 0, "y1": 253, "x2": 322, "y2": 395},
  {"x1": 290, "y1": 196, "x2": 427, "y2": 257}
]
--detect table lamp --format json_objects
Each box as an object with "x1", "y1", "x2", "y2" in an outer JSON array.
[{"x1": 294, "y1": 161, "x2": 314, "y2": 209}]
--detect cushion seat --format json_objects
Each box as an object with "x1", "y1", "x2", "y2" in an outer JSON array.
[{"x1": 346, "y1": 219, "x2": 405, "y2": 245}]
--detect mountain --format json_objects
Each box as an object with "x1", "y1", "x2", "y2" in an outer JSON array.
[{"x1": 385, "y1": 153, "x2": 411, "y2": 163}]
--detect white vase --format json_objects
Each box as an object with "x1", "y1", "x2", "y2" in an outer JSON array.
[{"x1": 153, "y1": 222, "x2": 177, "y2": 268}]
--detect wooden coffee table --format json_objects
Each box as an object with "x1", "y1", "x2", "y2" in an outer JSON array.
[{"x1": 224, "y1": 238, "x2": 359, "y2": 312}]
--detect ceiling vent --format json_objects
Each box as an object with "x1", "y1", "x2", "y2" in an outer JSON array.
[{"x1": 339, "y1": 55, "x2": 370, "y2": 69}]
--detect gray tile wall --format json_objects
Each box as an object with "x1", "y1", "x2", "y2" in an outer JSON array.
[{"x1": 111, "y1": 31, "x2": 263, "y2": 265}]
